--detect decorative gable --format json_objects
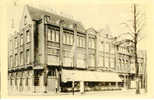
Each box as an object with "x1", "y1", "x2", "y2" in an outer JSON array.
[
  {"x1": 19, "y1": 5, "x2": 33, "y2": 30},
  {"x1": 86, "y1": 28, "x2": 97, "y2": 35}
]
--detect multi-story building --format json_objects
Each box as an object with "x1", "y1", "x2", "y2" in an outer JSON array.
[{"x1": 8, "y1": 5, "x2": 146, "y2": 94}]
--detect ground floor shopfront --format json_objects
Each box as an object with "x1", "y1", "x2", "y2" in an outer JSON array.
[
  {"x1": 118, "y1": 73, "x2": 146, "y2": 90},
  {"x1": 8, "y1": 66, "x2": 145, "y2": 94}
]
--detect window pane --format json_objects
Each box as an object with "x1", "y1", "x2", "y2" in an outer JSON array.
[
  {"x1": 63, "y1": 33, "x2": 66, "y2": 44},
  {"x1": 105, "y1": 43, "x2": 109, "y2": 52},
  {"x1": 26, "y1": 49, "x2": 30, "y2": 64},
  {"x1": 105, "y1": 57, "x2": 109, "y2": 68},
  {"x1": 15, "y1": 54, "x2": 17, "y2": 66},
  {"x1": 15, "y1": 38, "x2": 17, "y2": 48},
  {"x1": 77, "y1": 36, "x2": 80, "y2": 47},
  {"x1": 20, "y1": 52, "x2": 23, "y2": 65},
  {"x1": 88, "y1": 38, "x2": 91, "y2": 48},
  {"x1": 110, "y1": 58, "x2": 115, "y2": 68},
  {"x1": 52, "y1": 30, "x2": 55, "y2": 41},
  {"x1": 110, "y1": 44, "x2": 115, "y2": 54},
  {"x1": 26, "y1": 30, "x2": 30, "y2": 42},
  {"x1": 66, "y1": 33, "x2": 69, "y2": 44},
  {"x1": 48, "y1": 29, "x2": 51, "y2": 41},
  {"x1": 70, "y1": 35, "x2": 73, "y2": 45},
  {"x1": 83, "y1": 38, "x2": 85, "y2": 48},
  {"x1": 20, "y1": 35, "x2": 23, "y2": 45},
  {"x1": 56, "y1": 31, "x2": 59, "y2": 42}
]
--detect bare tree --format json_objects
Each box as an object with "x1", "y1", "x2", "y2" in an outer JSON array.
[{"x1": 121, "y1": 3, "x2": 145, "y2": 94}]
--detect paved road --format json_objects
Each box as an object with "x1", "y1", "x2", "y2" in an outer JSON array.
[{"x1": 8, "y1": 89, "x2": 147, "y2": 97}]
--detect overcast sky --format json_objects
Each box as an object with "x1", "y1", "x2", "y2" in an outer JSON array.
[
  {"x1": 7, "y1": 0, "x2": 134, "y2": 34},
  {"x1": 6, "y1": 0, "x2": 147, "y2": 49}
]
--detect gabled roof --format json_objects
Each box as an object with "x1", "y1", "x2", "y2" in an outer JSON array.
[{"x1": 26, "y1": 5, "x2": 85, "y2": 33}]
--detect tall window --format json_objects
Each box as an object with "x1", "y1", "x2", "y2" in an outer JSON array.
[
  {"x1": 110, "y1": 58, "x2": 115, "y2": 68},
  {"x1": 55, "y1": 31, "x2": 59, "y2": 42},
  {"x1": 26, "y1": 30, "x2": 30, "y2": 42},
  {"x1": 10, "y1": 56, "x2": 13, "y2": 68},
  {"x1": 110, "y1": 44, "x2": 115, "y2": 54},
  {"x1": 105, "y1": 57, "x2": 109, "y2": 68},
  {"x1": 20, "y1": 34, "x2": 23, "y2": 45},
  {"x1": 26, "y1": 49, "x2": 30, "y2": 64},
  {"x1": 11, "y1": 40, "x2": 14, "y2": 50},
  {"x1": 52, "y1": 30, "x2": 55, "y2": 41},
  {"x1": 66, "y1": 34, "x2": 70, "y2": 44},
  {"x1": 20, "y1": 52, "x2": 23, "y2": 65},
  {"x1": 89, "y1": 38, "x2": 95, "y2": 49},
  {"x1": 17, "y1": 36, "x2": 20, "y2": 47},
  {"x1": 77, "y1": 36, "x2": 80, "y2": 47},
  {"x1": 15, "y1": 54, "x2": 17, "y2": 66},
  {"x1": 10, "y1": 40, "x2": 12, "y2": 50},
  {"x1": 82, "y1": 37, "x2": 86, "y2": 48},
  {"x1": 89, "y1": 54, "x2": 95, "y2": 67},
  {"x1": 91, "y1": 38, "x2": 95, "y2": 49},
  {"x1": 119, "y1": 58, "x2": 121, "y2": 71},
  {"x1": 24, "y1": 15, "x2": 28, "y2": 25},
  {"x1": 68, "y1": 34, "x2": 74, "y2": 45},
  {"x1": 63, "y1": 33, "x2": 66, "y2": 44},
  {"x1": 48, "y1": 29, "x2": 52, "y2": 41},
  {"x1": 15, "y1": 37, "x2": 17, "y2": 48},
  {"x1": 10, "y1": 79, "x2": 12, "y2": 86},
  {"x1": 105, "y1": 42, "x2": 110, "y2": 52}
]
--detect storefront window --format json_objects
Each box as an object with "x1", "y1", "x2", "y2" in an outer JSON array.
[
  {"x1": 26, "y1": 78, "x2": 28, "y2": 86},
  {"x1": 20, "y1": 78, "x2": 22, "y2": 86},
  {"x1": 34, "y1": 76, "x2": 39, "y2": 86}
]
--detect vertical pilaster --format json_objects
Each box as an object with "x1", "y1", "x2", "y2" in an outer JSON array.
[
  {"x1": 86, "y1": 30, "x2": 89, "y2": 69},
  {"x1": 30, "y1": 70, "x2": 34, "y2": 93},
  {"x1": 115, "y1": 45, "x2": 118, "y2": 72},
  {"x1": 73, "y1": 24, "x2": 77, "y2": 68},
  {"x1": 115, "y1": 82, "x2": 118, "y2": 89},
  {"x1": 109, "y1": 42, "x2": 111, "y2": 69},
  {"x1": 124, "y1": 75, "x2": 127, "y2": 89},
  {"x1": 43, "y1": 15, "x2": 48, "y2": 93},
  {"x1": 59, "y1": 20, "x2": 64, "y2": 67},
  {"x1": 58, "y1": 20, "x2": 64, "y2": 92},
  {"x1": 95, "y1": 33, "x2": 98, "y2": 69},
  {"x1": 31, "y1": 21, "x2": 35, "y2": 65}
]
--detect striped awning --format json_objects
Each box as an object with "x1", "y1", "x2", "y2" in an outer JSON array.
[{"x1": 61, "y1": 69, "x2": 122, "y2": 82}]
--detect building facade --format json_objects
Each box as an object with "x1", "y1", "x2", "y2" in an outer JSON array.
[{"x1": 8, "y1": 5, "x2": 146, "y2": 94}]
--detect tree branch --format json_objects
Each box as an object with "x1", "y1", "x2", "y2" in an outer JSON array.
[{"x1": 120, "y1": 22, "x2": 134, "y2": 33}]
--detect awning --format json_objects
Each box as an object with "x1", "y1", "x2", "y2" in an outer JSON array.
[{"x1": 61, "y1": 69, "x2": 122, "y2": 82}]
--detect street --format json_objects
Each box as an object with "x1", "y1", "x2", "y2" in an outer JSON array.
[{"x1": 8, "y1": 89, "x2": 147, "y2": 97}]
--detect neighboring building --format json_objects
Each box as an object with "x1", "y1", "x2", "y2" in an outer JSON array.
[{"x1": 8, "y1": 5, "x2": 147, "y2": 94}]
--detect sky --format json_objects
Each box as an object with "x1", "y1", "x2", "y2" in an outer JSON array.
[
  {"x1": 6, "y1": 0, "x2": 133, "y2": 34},
  {"x1": 6, "y1": 0, "x2": 146, "y2": 49}
]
